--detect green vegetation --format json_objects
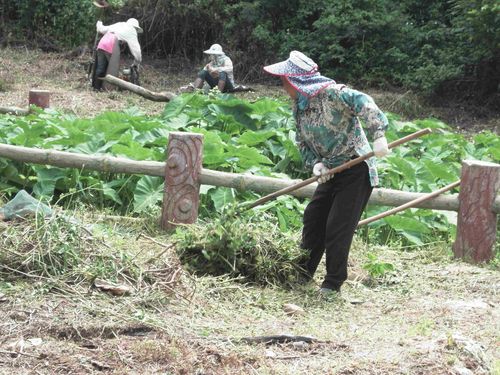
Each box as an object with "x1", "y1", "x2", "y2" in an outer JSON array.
[
  {"x1": 174, "y1": 210, "x2": 306, "y2": 286},
  {"x1": 0, "y1": 93, "x2": 498, "y2": 248},
  {"x1": 0, "y1": 213, "x2": 148, "y2": 285}
]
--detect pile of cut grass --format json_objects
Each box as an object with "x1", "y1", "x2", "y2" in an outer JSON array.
[
  {"x1": 173, "y1": 212, "x2": 307, "y2": 287},
  {"x1": 0, "y1": 214, "x2": 183, "y2": 296}
]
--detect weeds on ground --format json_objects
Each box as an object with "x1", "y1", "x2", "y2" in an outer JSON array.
[{"x1": 0, "y1": 212, "x2": 184, "y2": 301}]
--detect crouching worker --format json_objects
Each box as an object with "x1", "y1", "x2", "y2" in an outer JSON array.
[
  {"x1": 92, "y1": 18, "x2": 143, "y2": 91},
  {"x1": 263, "y1": 51, "x2": 390, "y2": 297},
  {"x1": 181, "y1": 44, "x2": 234, "y2": 93}
]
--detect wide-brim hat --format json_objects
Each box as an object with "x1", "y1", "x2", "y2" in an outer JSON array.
[
  {"x1": 126, "y1": 18, "x2": 143, "y2": 33},
  {"x1": 263, "y1": 51, "x2": 318, "y2": 77},
  {"x1": 203, "y1": 43, "x2": 224, "y2": 55}
]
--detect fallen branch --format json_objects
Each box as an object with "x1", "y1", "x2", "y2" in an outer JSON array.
[
  {"x1": 240, "y1": 335, "x2": 321, "y2": 345},
  {"x1": 0, "y1": 106, "x2": 30, "y2": 116},
  {"x1": 101, "y1": 75, "x2": 176, "y2": 102},
  {"x1": 0, "y1": 349, "x2": 41, "y2": 359}
]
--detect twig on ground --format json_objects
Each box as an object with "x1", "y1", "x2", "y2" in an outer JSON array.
[
  {"x1": 240, "y1": 335, "x2": 322, "y2": 345},
  {"x1": 138, "y1": 233, "x2": 176, "y2": 264}
]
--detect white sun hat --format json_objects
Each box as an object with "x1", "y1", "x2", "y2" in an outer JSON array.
[
  {"x1": 263, "y1": 51, "x2": 318, "y2": 76},
  {"x1": 126, "y1": 18, "x2": 143, "y2": 34},
  {"x1": 203, "y1": 44, "x2": 224, "y2": 55}
]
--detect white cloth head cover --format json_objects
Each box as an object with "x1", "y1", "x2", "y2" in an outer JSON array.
[
  {"x1": 203, "y1": 44, "x2": 224, "y2": 55},
  {"x1": 126, "y1": 18, "x2": 143, "y2": 34}
]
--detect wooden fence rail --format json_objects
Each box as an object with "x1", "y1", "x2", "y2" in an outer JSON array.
[
  {"x1": 0, "y1": 135, "x2": 498, "y2": 263},
  {"x1": 1, "y1": 142, "x2": 494, "y2": 213}
]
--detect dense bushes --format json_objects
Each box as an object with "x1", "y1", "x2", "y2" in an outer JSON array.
[
  {"x1": 122, "y1": 0, "x2": 498, "y2": 101},
  {"x1": 0, "y1": 0, "x2": 97, "y2": 49},
  {"x1": 1, "y1": 0, "x2": 498, "y2": 101}
]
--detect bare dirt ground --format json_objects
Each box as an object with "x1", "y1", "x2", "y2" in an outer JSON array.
[{"x1": 0, "y1": 47, "x2": 499, "y2": 374}]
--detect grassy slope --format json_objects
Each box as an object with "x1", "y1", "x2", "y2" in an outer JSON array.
[{"x1": 1, "y1": 47, "x2": 498, "y2": 133}]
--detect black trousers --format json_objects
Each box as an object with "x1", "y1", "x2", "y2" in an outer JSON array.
[
  {"x1": 301, "y1": 161, "x2": 373, "y2": 290},
  {"x1": 197, "y1": 70, "x2": 234, "y2": 92},
  {"x1": 93, "y1": 50, "x2": 110, "y2": 90}
]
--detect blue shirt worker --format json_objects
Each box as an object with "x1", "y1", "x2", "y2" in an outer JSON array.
[{"x1": 263, "y1": 51, "x2": 390, "y2": 296}]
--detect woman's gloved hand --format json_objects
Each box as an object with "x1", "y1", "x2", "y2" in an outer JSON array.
[
  {"x1": 373, "y1": 136, "x2": 390, "y2": 158},
  {"x1": 313, "y1": 162, "x2": 333, "y2": 184}
]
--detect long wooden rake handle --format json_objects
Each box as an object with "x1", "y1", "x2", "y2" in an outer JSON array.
[
  {"x1": 244, "y1": 128, "x2": 432, "y2": 210},
  {"x1": 357, "y1": 180, "x2": 460, "y2": 227}
]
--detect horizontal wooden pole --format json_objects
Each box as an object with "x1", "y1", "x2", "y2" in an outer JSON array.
[
  {"x1": 0, "y1": 106, "x2": 30, "y2": 116},
  {"x1": 0, "y1": 143, "x2": 498, "y2": 213},
  {"x1": 102, "y1": 75, "x2": 176, "y2": 102}
]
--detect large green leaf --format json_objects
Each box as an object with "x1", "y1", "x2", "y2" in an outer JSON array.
[
  {"x1": 237, "y1": 131, "x2": 276, "y2": 146},
  {"x1": 33, "y1": 168, "x2": 67, "y2": 198},
  {"x1": 209, "y1": 187, "x2": 235, "y2": 211},
  {"x1": 384, "y1": 215, "x2": 430, "y2": 234},
  {"x1": 422, "y1": 160, "x2": 457, "y2": 182},
  {"x1": 226, "y1": 145, "x2": 274, "y2": 169},
  {"x1": 133, "y1": 176, "x2": 164, "y2": 213}
]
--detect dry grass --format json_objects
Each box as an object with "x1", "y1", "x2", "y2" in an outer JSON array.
[
  {"x1": 0, "y1": 213, "x2": 498, "y2": 374},
  {"x1": 0, "y1": 46, "x2": 281, "y2": 119}
]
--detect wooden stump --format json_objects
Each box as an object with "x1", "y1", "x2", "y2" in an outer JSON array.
[
  {"x1": 29, "y1": 89, "x2": 50, "y2": 109},
  {"x1": 161, "y1": 132, "x2": 204, "y2": 230},
  {"x1": 453, "y1": 160, "x2": 500, "y2": 263}
]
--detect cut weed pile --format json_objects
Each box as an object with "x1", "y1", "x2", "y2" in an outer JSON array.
[
  {"x1": 0, "y1": 213, "x2": 185, "y2": 300},
  {"x1": 174, "y1": 211, "x2": 307, "y2": 286}
]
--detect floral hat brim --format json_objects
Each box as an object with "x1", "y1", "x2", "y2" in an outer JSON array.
[{"x1": 263, "y1": 51, "x2": 318, "y2": 77}]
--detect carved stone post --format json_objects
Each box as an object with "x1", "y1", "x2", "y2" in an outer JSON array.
[
  {"x1": 29, "y1": 89, "x2": 50, "y2": 109},
  {"x1": 161, "y1": 132, "x2": 204, "y2": 230},
  {"x1": 453, "y1": 160, "x2": 499, "y2": 263}
]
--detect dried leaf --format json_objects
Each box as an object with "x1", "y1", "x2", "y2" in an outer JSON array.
[{"x1": 283, "y1": 303, "x2": 305, "y2": 316}]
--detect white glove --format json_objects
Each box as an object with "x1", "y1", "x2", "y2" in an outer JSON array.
[
  {"x1": 373, "y1": 136, "x2": 390, "y2": 158},
  {"x1": 313, "y1": 162, "x2": 333, "y2": 184}
]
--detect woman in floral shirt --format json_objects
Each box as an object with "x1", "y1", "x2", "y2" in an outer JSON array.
[{"x1": 264, "y1": 51, "x2": 389, "y2": 296}]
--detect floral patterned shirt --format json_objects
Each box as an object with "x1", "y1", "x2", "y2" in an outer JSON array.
[{"x1": 293, "y1": 84, "x2": 388, "y2": 186}]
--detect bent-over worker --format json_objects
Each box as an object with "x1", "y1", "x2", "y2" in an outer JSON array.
[
  {"x1": 263, "y1": 51, "x2": 390, "y2": 297},
  {"x1": 92, "y1": 18, "x2": 143, "y2": 91}
]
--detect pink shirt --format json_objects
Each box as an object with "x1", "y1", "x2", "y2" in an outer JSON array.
[{"x1": 97, "y1": 32, "x2": 117, "y2": 54}]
